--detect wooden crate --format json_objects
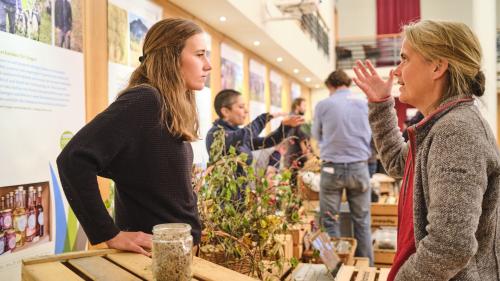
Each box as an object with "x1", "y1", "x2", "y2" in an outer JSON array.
[
  {"x1": 374, "y1": 248, "x2": 396, "y2": 265},
  {"x1": 288, "y1": 258, "x2": 390, "y2": 281},
  {"x1": 298, "y1": 176, "x2": 319, "y2": 201},
  {"x1": 302, "y1": 236, "x2": 357, "y2": 266},
  {"x1": 22, "y1": 249, "x2": 258, "y2": 281},
  {"x1": 371, "y1": 196, "x2": 398, "y2": 216},
  {"x1": 289, "y1": 223, "x2": 311, "y2": 259},
  {"x1": 331, "y1": 237, "x2": 357, "y2": 266},
  {"x1": 276, "y1": 233, "x2": 294, "y2": 260},
  {"x1": 371, "y1": 215, "x2": 398, "y2": 227},
  {"x1": 373, "y1": 174, "x2": 397, "y2": 195},
  {"x1": 302, "y1": 200, "x2": 319, "y2": 213}
]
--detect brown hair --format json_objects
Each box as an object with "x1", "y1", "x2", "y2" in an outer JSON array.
[
  {"x1": 403, "y1": 20, "x2": 484, "y2": 102},
  {"x1": 123, "y1": 18, "x2": 203, "y2": 141},
  {"x1": 291, "y1": 97, "x2": 305, "y2": 112},
  {"x1": 324, "y1": 69, "x2": 352, "y2": 88}
]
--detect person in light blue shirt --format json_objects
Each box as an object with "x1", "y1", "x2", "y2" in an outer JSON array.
[{"x1": 312, "y1": 69, "x2": 374, "y2": 265}]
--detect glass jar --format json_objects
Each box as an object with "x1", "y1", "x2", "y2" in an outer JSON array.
[
  {"x1": 2, "y1": 209, "x2": 12, "y2": 230},
  {"x1": 5, "y1": 229, "x2": 16, "y2": 252},
  {"x1": 152, "y1": 223, "x2": 193, "y2": 281}
]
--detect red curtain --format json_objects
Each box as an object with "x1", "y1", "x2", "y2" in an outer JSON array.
[{"x1": 376, "y1": 0, "x2": 420, "y2": 35}]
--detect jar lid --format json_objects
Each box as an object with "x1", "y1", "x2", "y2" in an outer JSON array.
[{"x1": 153, "y1": 223, "x2": 191, "y2": 234}]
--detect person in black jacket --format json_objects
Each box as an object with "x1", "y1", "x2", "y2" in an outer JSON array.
[
  {"x1": 57, "y1": 18, "x2": 212, "y2": 256},
  {"x1": 55, "y1": 0, "x2": 72, "y2": 48},
  {"x1": 206, "y1": 89, "x2": 303, "y2": 166}
]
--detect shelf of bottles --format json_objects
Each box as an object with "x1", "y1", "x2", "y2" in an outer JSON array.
[{"x1": 0, "y1": 185, "x2": 45, "y2": 255}]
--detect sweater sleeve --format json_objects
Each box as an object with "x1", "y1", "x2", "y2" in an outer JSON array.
[
  {"x1": 221, "y1": 113, "x2": 271, "y2": 149},
  {"x1": 56, "y1": 88, "x2": 159, "y2": 244},
  {"x1": 395, "y1": 119, "x2": 486, "y2": 281},
  {"x1": 368, "y1": 98, "x2": 408, "y2": 178},
  {"x1": 250, "y1": 125, "x2": 291, "y2": 150}
]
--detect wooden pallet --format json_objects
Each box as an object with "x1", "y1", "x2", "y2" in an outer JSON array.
[
  {"x1": 22, "y1": 249, "x2": 258, "y2": 281},
  {"x1": 289, "y1": 258, "x2": 389, "y2": 281}
]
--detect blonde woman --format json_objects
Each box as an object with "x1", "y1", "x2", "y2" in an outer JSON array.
[
  {"x1": 57, "y1": 18, "x2": 211, "y2": 255},
  {"x1": 353, "y1": 20, "x2": 500, "y2": 280}
]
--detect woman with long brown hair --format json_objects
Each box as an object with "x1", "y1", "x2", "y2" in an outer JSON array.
[{"x1": 57, "y1": 18, "x2": 211, "y2": 255}]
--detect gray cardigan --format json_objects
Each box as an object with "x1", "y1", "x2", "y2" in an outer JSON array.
[{"x1": 369, "y1": 96, "x2": 500, "y2": 281}]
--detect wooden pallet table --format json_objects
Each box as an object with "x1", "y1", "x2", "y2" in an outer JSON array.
[
  {"x1": 288, "y1": 258, "x2": 390, "y2": 281},
  {"x1": 22, "y1": 249, "x2": 258, "y2": 281}
]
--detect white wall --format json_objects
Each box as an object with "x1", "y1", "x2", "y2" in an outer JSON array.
[
  {"x1": 336, "y1": 0, "x2": 475, "y2": 38},
  {"x1": 311, "y1": 88, "x2": 329, "y2": 113},
  {"x1": 336, "y1": 0, "x2": 376, "y2": 38},
  {"x1": 224, "y1": 0, "x2": 335, "y2": 82},
  {"x1": 421, "y1": 0, "x2": 473, "y2": 27}
]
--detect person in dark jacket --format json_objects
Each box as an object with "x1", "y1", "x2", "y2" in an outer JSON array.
[
  {"x1": 57, "y1": 18, "x2": 212, "y2": 256},
  {"x1": 55, "y1": 0, "x2": 72, "y2": 48},
  {"x1": 206, "y1": 89, "x2": 303, "y2": 167}
]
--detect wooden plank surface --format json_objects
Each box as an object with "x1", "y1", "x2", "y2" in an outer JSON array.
[
  {"x1": 68, "y1": 256, "x2": 142, "y2": 281},
  {"x1": 23, "y1": 249, "x2": 120, "y2": 265},
  {"x1": 335, "y1": 265, "x2": 355, "y2": 281},
  {"x1": 106, "y1": 252, "x2": 153, "y2": 280},
  {"x1": 354, "y1": 258, "x2": 370, "y2": 267},
  {"x1": 354, "y1": 267, "x2": 376, "y2": 281},
  {"x1": 290, "y1": 263, "x2": 334, "y2": 281},
  {"x1": 378, "y1": 268, "x2": 390, "y2": 281},
  {"x1": 22, "y1": 262, "x2": 83, "y2": 281},
  {"x1": 192, "y1": 256, "x2": 259, "y2": 281}
]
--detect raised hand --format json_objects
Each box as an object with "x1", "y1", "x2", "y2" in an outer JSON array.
[
  {"x1": 106, "y1": 231, "x2": 153, "y2": 257},
  {"x1": 282, "y1": 115, "x2": 304, "y2": 127},
  {"x1": 352, "y1": 60, "x2": 394, "y2": 102}
]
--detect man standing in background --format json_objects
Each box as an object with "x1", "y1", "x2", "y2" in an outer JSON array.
[{"x1": 312, "y1": 69, "x2": 374, "y2": 265}]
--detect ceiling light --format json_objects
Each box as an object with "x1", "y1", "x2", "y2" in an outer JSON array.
[
  {"x1": 305, "y1": 77, "x2": 311, "y2": 82},
  {"x1": 276, "y1": 57, "x2": 283, "y2": 62},
  {"x1": 253, "y1": 41, "x2": 261, "y2": 46},
  {"x1": 293, "y1": 68, "x2": 299, "y2": 74},
  {"x1": 219, "y1": 16, "x2": 227, "y2": 22}
]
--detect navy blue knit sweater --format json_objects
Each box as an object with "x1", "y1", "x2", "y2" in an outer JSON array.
[{"x1": 57, "y1": 85, "x2": 201, "y2": 245}]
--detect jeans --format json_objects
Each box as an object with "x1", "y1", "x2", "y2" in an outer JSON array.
[
  {"x1": 319, "y1": 161, "x2": 374, "y2": 265},
  {"x1": 0, "y1": 2, "x2": 16, "y2": 34},
  {"x1": 368, "y1": 161, "x2": 378, "y2": 177}
]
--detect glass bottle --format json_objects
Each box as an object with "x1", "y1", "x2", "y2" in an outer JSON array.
[
  {"x1": 36, "y1": 186, "x2": 44, "y2": 237},
  {"x1": 152, "y1": 223, "x2": 193, "y2": 281},
  {"x1": 5, "y1": 194, "x2": 10, "y2": 209},
  {"x1": 13, "y1": 191, "x2": 27, "y2": 247},
  {"x1": 0, "y1": 231, "x2": 5, "y2": 255},
  {"x1": 9, "y1": 192, "x2": 14, "y2": 209},
  {"x1": 25, "y1": 190, "x2": 36, "y2": 242}
]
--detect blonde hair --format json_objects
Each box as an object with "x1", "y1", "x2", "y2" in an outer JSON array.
[
  {"x1": 403, "y1": 20, "x2": 485, "y2": 103},
  {"x1": 124, "y1": 18, "x2": 203, "y2": 141}
]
